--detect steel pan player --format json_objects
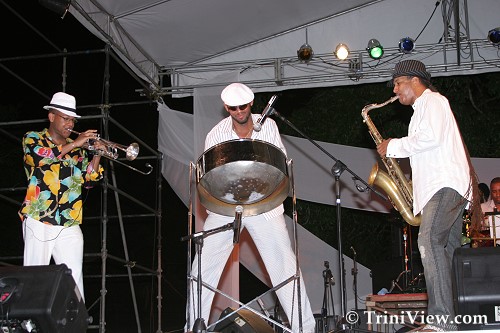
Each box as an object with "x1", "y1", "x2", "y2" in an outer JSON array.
[{"x1": 185, "y1": 83, "x2": 315, "y2": 333}]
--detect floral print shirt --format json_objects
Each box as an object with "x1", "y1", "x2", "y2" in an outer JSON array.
[{"x1": 19, "y1": 128, "x2": 104, "y2": 227}]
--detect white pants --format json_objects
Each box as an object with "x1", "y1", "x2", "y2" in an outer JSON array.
[
  {"x1": 186, "y1": 214, "x2": 316, "y2": 333},
  {"x1": 22, "y1": 216, "x2": 85, "y2": 301}
]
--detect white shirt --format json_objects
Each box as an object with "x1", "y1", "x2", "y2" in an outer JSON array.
[
  {"x1": 386, "y1": 89, "x2": 471, "y2": 215},
  {"x1": 481, "y1": 199, "x2": 496, "y2": 214},
  {"x1": 204, "y1": 113, "x2": 287, "y2": 220}
]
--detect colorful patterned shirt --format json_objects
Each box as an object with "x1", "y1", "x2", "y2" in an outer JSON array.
[{"x1": 19, "y1": 128, "x2": 104, "y2": 227}]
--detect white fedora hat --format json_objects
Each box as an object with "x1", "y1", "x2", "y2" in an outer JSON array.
[
  {"x1": 221, "y1": 83, "x2": 254, "y2": 106},
  {"x1": 43, "y1": 92, "x2": 81, "y2": 118}
]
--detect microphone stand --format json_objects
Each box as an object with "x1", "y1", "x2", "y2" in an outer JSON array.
[
  {"x1": 351, "y1": 248, "x2": 358, "y2": 313},
  {"x1": 271, "y1": 109, "x2": 387, "y2": 333}
]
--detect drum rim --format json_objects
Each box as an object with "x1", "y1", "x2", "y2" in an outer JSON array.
[
  {"x1": 195, "y1": 138, "x2": 289, "y2": 216},
  {"x1": 196, "y1": 138, "x2": 285, "y2": 163}
]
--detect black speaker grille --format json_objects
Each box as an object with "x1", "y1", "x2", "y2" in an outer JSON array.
[{"x1": 0, "y1": 264, "x2": 89, "y2": 333}]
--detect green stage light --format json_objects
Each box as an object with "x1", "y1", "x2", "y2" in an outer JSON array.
[{"x1": 366, "y1": 39, "x2": 384, "y2": 60}]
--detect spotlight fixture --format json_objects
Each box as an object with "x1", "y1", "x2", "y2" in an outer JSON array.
[
  {"x1": 39, "y1": 0, "x2": 71, "y2": 19},
  {"x1": 297, "y1": 43, "x2": 314, "y2": 62},
  {"x1": 366, "y1": 39, "x2": 384, "y2": 60},
  {"x1": 488, "y1": 27, "x2": 500, "y2": 46},
  {"x1": 399, "y1": 37, "x2": 415, "y2": 54},
  {"x1": 335, "y1": 43, "x2": 349, "y2": 60},
  {"x1": 297, "y1": 28, "x2": 314, "y2": 63}
]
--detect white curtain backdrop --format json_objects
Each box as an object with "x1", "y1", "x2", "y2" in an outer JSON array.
[{"x1": 157, "y1": 78, "x2": 500, "y2": 320}]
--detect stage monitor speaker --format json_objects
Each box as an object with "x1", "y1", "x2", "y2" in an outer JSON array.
[
  {"x1": 213, "y1": 307, "x2": 275, "y2": 333},
  {"x1": 452, "y1": 247, "x2": 500, "y2": 330},
  {"x1": 0, "y1": 264, "x2": 89, "y2": 333}
]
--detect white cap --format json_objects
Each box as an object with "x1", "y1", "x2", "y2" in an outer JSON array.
[
  {"x1": 43, "y1": 92, "x2": 81, "y2": 118},
  {"x1": 221, "y1": 83, "x2": 254, "y2": 106}
]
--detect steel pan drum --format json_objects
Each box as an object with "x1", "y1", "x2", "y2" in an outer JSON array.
[{"x1": 196, "y1": 139, "x2": 289, "y2": 217}]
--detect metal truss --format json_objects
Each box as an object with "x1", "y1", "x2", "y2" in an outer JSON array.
[{"x1": 161, "y1": 39, "x2": 500, "y2": 97}]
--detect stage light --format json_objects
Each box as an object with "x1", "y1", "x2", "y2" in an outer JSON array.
[
  {"x1": 39, "y1": 0, "x2": 71, "y2": 19},
  {"x1": 399, "y1": 37, "x2": 415, "y2": 53},
  {"x1": 366, "y1": 39, "x2": 384, "y2": 60},
  {"x1": 297, "y1": 28, "x2": 314, "y2": 62},
  {"x1": 335, "y1": 43, "x2": 349, "y2": 60},
  {"x1": 297, "y1": 43, "x2": 314, "y2": 62},
  {"x1": 487, "y1": 27, "x2": 500, "y2": 46}
]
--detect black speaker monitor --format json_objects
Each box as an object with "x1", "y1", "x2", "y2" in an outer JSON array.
[
  {"x1": 214, "y1": 307, "x2": 275, "y2": 333},
  {"x1": 0, "y1": 264, "x2": 89, "y2": 333},
  {"x1": 452, "y1": 247, "x2": 500, "y2": 331}
]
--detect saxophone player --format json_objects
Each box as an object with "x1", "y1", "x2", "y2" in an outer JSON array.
[{"x1": 377, "y1": 60, "x2": 482, "y2": 332}]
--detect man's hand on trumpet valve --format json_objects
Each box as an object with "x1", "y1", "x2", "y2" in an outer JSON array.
[
  {"x1": 91, "y1": 140, "x2": 107, "y2": 153},
  {"x1": 70, "y1": 129, "x2": 100, "y2": 148}
]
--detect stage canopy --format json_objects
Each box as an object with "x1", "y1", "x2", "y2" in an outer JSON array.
[{"x1": 69, "y1": 0, "x2": 500, "y2": 97}]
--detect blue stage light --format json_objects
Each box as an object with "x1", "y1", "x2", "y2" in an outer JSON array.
[
  {"x1": 488, "y1": 28, "x2": 500, "y2": 46},
  {"x1": 399, "y1": 37, "x2": 415, "y2": 54}
]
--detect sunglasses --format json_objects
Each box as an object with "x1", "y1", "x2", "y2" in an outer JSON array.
[{"x1": 227, "y1": 103, "x2": 249, "y2": 111}]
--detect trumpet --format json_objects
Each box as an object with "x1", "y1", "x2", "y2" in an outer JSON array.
[{"x1": 67, "y1": 129, "x2": 139, "y2": 161}]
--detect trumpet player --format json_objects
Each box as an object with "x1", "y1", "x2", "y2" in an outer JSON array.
[
  {"x1": 18, "y1": 92, "x2": 104, "y2": 302},
  {"x1": 377, "y1": 60, "x2": 482, "y2": 332}
]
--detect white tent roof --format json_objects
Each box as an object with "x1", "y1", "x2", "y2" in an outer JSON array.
[{"x1": 70, "y1": 0, "x2": 500, "y2": 96}]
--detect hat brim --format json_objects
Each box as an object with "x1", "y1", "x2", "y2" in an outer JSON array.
[
  {"x1": 44, "y1": 105, "x2": 81, "y2": 118},
  {"x1": 387, "y1": 72, "x2": 431, "y2": 87}
]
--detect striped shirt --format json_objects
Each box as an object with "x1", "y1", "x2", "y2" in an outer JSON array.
[{"x1": 204, "y1": 113, "x2": 287, "y2": 220}]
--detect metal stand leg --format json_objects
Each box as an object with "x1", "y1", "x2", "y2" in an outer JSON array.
[
  {"x1": 320, "y1": 261, "x2": 335, "y2": 333},
  {"x1": 185, "y1": 159, "x2": 305, "y2": 333},
  {"x1": 388, "y1": 226, "x2": 412, "y2": 294},
  {"x1": 192, "y1": 237, "x2": 207, "y2": 333}
]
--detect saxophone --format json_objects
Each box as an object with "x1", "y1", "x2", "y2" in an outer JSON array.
[{"x1": 361, "y1": 96, "x2": 421, "y2": 226}]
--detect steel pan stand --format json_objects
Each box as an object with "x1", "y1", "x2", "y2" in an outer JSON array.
[
  {"x1": 181, "y1": 207, "x2": 244, "y2": 333},
  {"x1": 191, "y1": 234, "x2": 207, "y2": 333},
  {"x1": 207, "y1": 159, "x2": 302, "y2": 333},
  {"x1": 187, "y1": 157, "x2": 304, "y2": 333},
  {"x1": 191, "y1": 139, "x2": 306, "y2": 332}
]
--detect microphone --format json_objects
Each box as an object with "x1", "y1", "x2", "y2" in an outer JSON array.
[
  {"x1": 350, "y1": 246, "x2": 357, "y2": 256},
  {"x1": 253, "y1": 95, "x2": 278, "y2": 132},
  {"x1": 233, "y1": 205, "x2": 243, "y2": 244}
]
